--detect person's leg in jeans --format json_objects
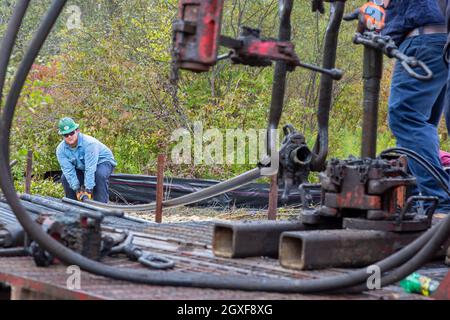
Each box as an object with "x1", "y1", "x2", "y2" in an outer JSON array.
[
  {"x1": 446, "y1": 65, "x2": 450, "y2": 137},
  {"x1": 93, "y1": 162, "x2": 114, "y2": 203},
  {"x1": 389, "y1": 34, "x2": 450, "y2": 212},
  {"x1": 61, "y1": 169, "x2": 85, "y2": 200}
]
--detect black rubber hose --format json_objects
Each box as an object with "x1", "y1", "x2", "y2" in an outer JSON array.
[
  {"x1": 266, "y1": 0, "x2": 292, "y2": 161},
  {"x1": 310, "y1": 1, "x2": 345, "y2": 172},
  {"x1": 1, "y1": 0, "x2": 61, "y2": 169},
  {"x1": 0, "y1": 1, "x2": 30, "y2": 179},
  {"x1": 84, "y1": 167, "x2": 261, "y2": 212},
  {"x1": 381, "y1": 147, "x2": 450, "y2": 195},
  {"x1": 0, "y1": 0, "x2": 449, "y2": 294},
  {"x1": 342, "y1": 218, "x2": 449, "y2": 293},
  {"x1": 0, "y1": 0, "x2": 30, "y2": 105},
  {"x1": 379, "y1": 213, "x2": 450, "y2": 284}
]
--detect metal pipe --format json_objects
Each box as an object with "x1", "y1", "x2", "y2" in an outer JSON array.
[
  {"x1": 155, "y1": 154, "x2": 165, "y2": 223},
  {"x1": 0, "y1": 225, "x2": 24, "y2": 248},
  {"x1": 290, "y1": 145, "x2": 313, "y2": 165},
  {"x1": 268, "y1": 175, "x2": 278, "y2": 221},
  {"x1": 62, "y1": 197, "x2": 122, "y2": 217},
  {"x1": 0, "y1": 201, "x2": 40, "y2": 218},
  {"x1": 296, "y1": 61, "x2": 343, "y2": 80},
  {"x1": 361, "y1": 47, "x2": 383, "y2": 158},
  {"x1": 212, "y1": 220, "x2": 341, "y2": 259},
  {"x1": 1, "y1": 199, "x2": 58, "y2": 216},
  {"x1": 263, "y1": 0, "x2": 293, "y2": 177},
  {"x1": 19, "y1": 193, "x2": 104, "y2": 216},
  {"x1": 279, "y1": 229, "x2": 421, "y2": 270},
  {"x1": 310, "y1": 1, "x2": 345, "y2": 171},
  {"x1": 0, "y1": 247, "x2": 28, "y2": 257},
  {"x1": 25, "y1": 149, "x2": 33, "y2": 194}
]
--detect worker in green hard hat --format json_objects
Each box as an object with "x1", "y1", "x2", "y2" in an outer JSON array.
[{"x1": 56, "y1": 117, "x2": 117, "y2": 203}]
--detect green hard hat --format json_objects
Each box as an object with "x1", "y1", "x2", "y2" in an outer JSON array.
[{"x1": 58, "y1": 117, "x2": 79, "y2": 135}]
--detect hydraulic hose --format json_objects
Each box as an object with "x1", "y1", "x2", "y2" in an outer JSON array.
[
  {"x1": 310, "y1": 1, "x2": 345, "y2": 172},
  {"x1": 0, "y1": 0, "x2": 30, "y2": 105},
  {"x1": 84, "y1": 167, "x2": 262, "y2": 212},
  {"x1": 341, "y1": 217, "x2": 450, "y2": 293},
  {"x1": 0, "y1": 0, "x2": 30, "y2": 176},
  {"x1": 1, "y1": 0, "x2": 450, "y2": 294},
  {"x1": 264, "y1": 0, "x2": 293, "y2": 177},
  {"x1": 381, "y1": 147, "x2": 450, "y2": 195}
]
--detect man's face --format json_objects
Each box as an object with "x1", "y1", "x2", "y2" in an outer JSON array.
[{"x1": 63, "y1": 129, "x2": 79, "y2": 147}]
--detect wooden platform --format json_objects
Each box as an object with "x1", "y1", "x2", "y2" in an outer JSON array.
[{"x1": 1, "y1": 221, "x2": 448, "y2": 300}]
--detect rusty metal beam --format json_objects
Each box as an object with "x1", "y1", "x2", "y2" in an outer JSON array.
[
  {"x1": 279, "y1": 229, "x2": 422, "y2": 270},
  {"x1": 433, "y1": 269, "x2": 450, "y2": 300},
  {"x1": 213, "y1": 220, "x2": 340, "y2": 259},
  {"x1": 0, "y1": 271, "x2": 100, "y2": 300},
  {"x1": 446, "y1": 246, "x2": 450, "y2": 266},
  {"x1": 24, "y1": 150, "x2": 33, "y2": 194},
  {"x1": 268, "y1": 175, "x2": 278, "y2": 220},
  {"x1": 155, "y1": 154, "x2": 166, "y2": 224}
]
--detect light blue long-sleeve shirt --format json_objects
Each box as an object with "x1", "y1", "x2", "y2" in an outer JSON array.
[{"x1": 56, "y1": 133, "x2": 117, "y2": 191}]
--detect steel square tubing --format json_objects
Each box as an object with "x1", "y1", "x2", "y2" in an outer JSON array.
[
  {"x1": 279, "y1": 229, "x2": 422, "y2": 270},
  {"x1": 213, "y1": 220, "x2": 340, "y2": 258}
]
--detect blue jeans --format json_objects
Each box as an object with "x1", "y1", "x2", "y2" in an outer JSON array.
[
  {"x1": 61, "y1": 162, "x2": 114, "y2": 203},
  {"x1": 389, "y1": 34, "x2": 450, "y2": 212},
  {"x1": 446, "y1": 49, "x2": 450, "y2": 135}
]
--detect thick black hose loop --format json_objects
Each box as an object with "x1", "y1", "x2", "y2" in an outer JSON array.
[
  {"x1": 1, "y1": 0, "x2": 66, "y2": 170},
  {"x1": 381, "y1": 147, "x2": 450, "y2": 196},
  {"x1": 0, "y1": 0, "x2": 30, "y2": 106},
  {"x1": 310, "y1": 2, "x2": 345, "y2": 172},
  {"x1": 0, "y1": 0, "x2": 449, "y2": 294}
]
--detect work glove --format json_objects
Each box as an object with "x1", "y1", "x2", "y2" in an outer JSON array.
[
  {"x1": 76, "y1": 188, "x2": 84, "y2": 201},
  {"x1": 83, "y1": 189, "x2": 93, "y2": 200},
  {"x1": 76, "y1": 187, "x2": 93, "y2": 201},
  {"x1": 344, "y1": 1, "x2": 386, "y2": 33}
]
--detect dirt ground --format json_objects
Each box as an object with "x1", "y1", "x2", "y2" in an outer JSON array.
[{"x1": 127, "y1": 206, "x2": 301, "y2": 223}]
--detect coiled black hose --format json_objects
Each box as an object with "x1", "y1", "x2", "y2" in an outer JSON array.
[
  {"x1": 0, "y1": 0, "x2": 449, "y2": 294},
  {"x1": 381, "y1": 147, "x2": 450, "y2": 196},
  {"x1": 0, "y1": 0, "x2": 30, "y2": 103}
]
